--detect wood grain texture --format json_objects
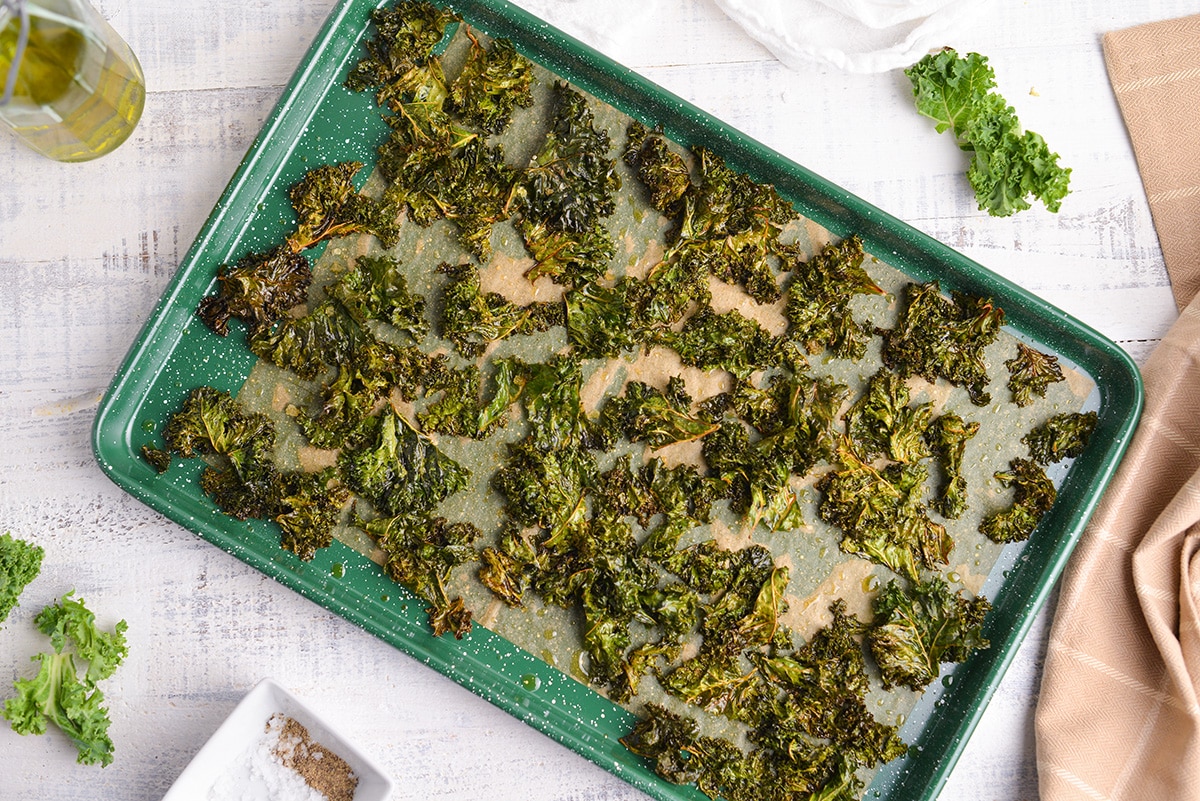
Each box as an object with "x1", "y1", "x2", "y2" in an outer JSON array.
[{"x1": 0, "y1": 0, "x2": 1189, "y2": 799}]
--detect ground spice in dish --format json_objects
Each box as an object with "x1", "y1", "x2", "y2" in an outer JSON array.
[{"x1": 270, "y1": 713, "x2": 359, "y2": 801}]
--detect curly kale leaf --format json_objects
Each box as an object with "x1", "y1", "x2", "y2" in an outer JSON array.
[
  {"x1": 1005, "y1": 342, "x2": 1065, "y2": 407},
  {"x1": 880, "y1": 281, "x2": 1005, "y2": 405},
  {"x1": 248, "y1": 298, "x2": 369, "y2": 381},
  {"x1": 622, "y1": 254, "x2": 712, "y2": 329},
  {"x1": 516, "y1": 82, "x2": 619, "y2": 234},
  {"x1": 817, "y1": 447, "x2": 952, "y2": 580},
  {"x1": 564, "y1": 281, "x2": 639, "y2": 358},
  {"x1": 783, "y1": 234, "x2": 885, "y2": 361},
  {"x1": 519, "y1": 356, "x2": 601, "y2": 452},
  {"x1": 869, "y1": 576, "x2": 991, "y2": 691},
  {"x1": 344, "y1": 2, "x2": 458, "y2": 95},
  {"x1": 659, "y1": 306, "x2": 779, "y2": 380},
  {"x1": 906, "y1": 48, "x2": 1070, "y2": 217},
  {"x1": 450, "y1": 35, "x2": 534, "y2": 135},
  {"x1": 702, "y1": 420, "x2": 804, "y2": 532},
  {"x1": 518, "y1": 218, "x2": 615, "y2": 286},
  {"x1": 326, "y1": 253, "x2": 427, "y2": 338},
  {"x1": 844, "y1": 369, "x2": 933, "y2": 464},
  {"x1": 732, "y1": 372, "x2": 850, "y2": 478},
  {"x1": 0, "y1": 532, "x2": 44, "y2": 625},
  {"x1": 438, "y1": 261, "x2": 563, "y2": 357},
  {"x1": 275, "y1": 470, "x2": 350, "y2": 562},
  {"x1": 286, "y1": 162, "x2": 400, "y2": 251},
  {"x1": 3, "y1": 593, "x2": 129, "y2": 766},
  {"x1": 360, "y1": 513, "x2": 480, "y2": 639},
  {"x1": 926, "y1": 412, "x2": 981, "y2": 519},
  {"x1": 339, "y1": 405, "x2": 470, "y2": 517},
  {"x1": 1023, "y1": 411, "x2": 1098, "y2": 465},
  {"x1": 601, "y1": 378, "x2": 718, "y2": 449},
  {"x1": 624, "y1": 121, "x2": 692, "y2": 215},
  {"x1": 197, "y1": 245, "x2": 312, "y2": 338},
  {"x1": 162, "y1": 386, "x2": 276, "y2": 468},
  {"x1": 979, "y1": 457, "x2": 1057, "y2": 543},
  {"x1": 491, "y1": 440, "x2": 594, "y2": 544}
]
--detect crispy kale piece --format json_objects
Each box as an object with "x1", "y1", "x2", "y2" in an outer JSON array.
[
  {"x1": 518, "y1": 218, "x2": 615, "y2": 286},
  {"x1": 275, "y1": 470, "x2": 351, "y2": 562},
  {"x1": 3, "y1": 592, "x2": 128, "y2": 766},
  {"x1": 880, "y1": 281, "x2": 1005, "y2": 406},
  {"x1": 344, "y1": 2, "x2": 458, "y2": 96},
  {"x1": 733, "y1": 371, "x2": 850, "y2": 477},
  {"x1": 248, "y1": 298, "x2": 369, "y2": 381},
  {"x1": 1005, "y1": 342, "x2": 1065, "y2": 407},
  {"x1": 979, "y1": 457, "x2": 1057, "y2": 543},
  {"x1": 516, "y1": 81, "x2": 619, "y2": 235},
  {"x1": 626, "y1": 601, "x2": 907, "y2": 801},
  {"x1": 702, "y1": 420, "x2": 803, "y2": 532},
  {"x1": 784, "y1": 234, "x2": 886, "y2": 361},
  {"x1": 844, "y1": 369, "x2": 933, "y2": 464},
  {"x1": 906, "y1": 48, "x2": 1071, "y2": 217},
  {"x1": 671, "y1": 147, "x2": 794, "y2": 304},
  {"x1": 0, "y1": 532, "x2": 44, "y2": 625},
  {"x1": 517, "y1": 355, "x2": 601, "y2": 452},
  {"x1": 623, "y1": 121, "x2": 692, "y2": 216},
  {"x1": 162, "y1": 386, "x2": 276, "y2": 468},
  {"x1": 659, "y1": 306, "x2": 778, "y2": 380},
  {"x1": 817, "y1": 446, "x2": 952, "y2": 580},
  {"x1": 438, "y1": 261, "x2": 563, "y2": 357},
  {"x1": 286, "y1": 161, "x2": 400, "y2": 251},
  {"x1": 160, "y1": 388, "x2": 349, "y2": 560},
  {"x1": 622, "y1": 254, "x2": 711, "y2": 329},
  {"x1": 339, "y1": 405, "x2": 470, "y2": 517},
  {"x1": 564, "y1": 281, "x2": 639, "y2": 358},
  {"x1": 326, "y1": 253, "x2": 427, "y2": 338},
  {"x1": 926, "y1": 412, "x2": 981, "y2": 519},
  {"x1": 196, "y1": 245, "x2": 311, "y2": 338},
  {"x1": 1023, "y1": 411, "x2": 1098, "y2": 465},
  {"x1": 359, "y1": 513, "x2": 480, "y2": 638},
  {"x1": 450, "y1": 35, "x2": 534, "y2": 135},
  {"x1": 868, "y1": 576, "x2": 991, "y2": 691},
  {"x1": 600, "y1": 378, "x2": 718, "y2": 449}
]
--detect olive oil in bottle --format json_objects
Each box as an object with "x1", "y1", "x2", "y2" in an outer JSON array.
[{"x1": 0, "y1": 1, "x2": 144, "y2": 162}]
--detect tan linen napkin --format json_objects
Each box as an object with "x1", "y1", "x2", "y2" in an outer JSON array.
[
  {"x1": 1101, "y1": 14, "x2": 1200, "y2": 311},
  {"x1": 1035, "y1": 15, "x2": 1200, "y2": 801}
]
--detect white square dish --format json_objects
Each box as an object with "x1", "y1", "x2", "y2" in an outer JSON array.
[{"x1": 162, "y1": 678, "x2": 394, "y2": 801}]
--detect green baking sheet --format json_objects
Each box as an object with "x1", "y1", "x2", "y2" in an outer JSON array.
[{"x1": 92, "y1": 1, "x2": 1143, "y2": 799}]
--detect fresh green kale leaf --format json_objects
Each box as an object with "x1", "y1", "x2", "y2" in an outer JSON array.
[
  {"x1": 3, "y1": 593, "x2": 128, "y2": 766},
  {"x1": 906, "y1": 48, "x2": 1071, "y2": 217},
  {"x1": 0, "y1": 532, "x2": 43, "y2": 625}
]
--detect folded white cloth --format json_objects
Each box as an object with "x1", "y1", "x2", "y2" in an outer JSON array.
[
  {"x1": 714, "y1": 0, "x2": 992, "y2": 72},
  {"x1": 508, "y1": 0, "x2": 660, "y2": 61}
]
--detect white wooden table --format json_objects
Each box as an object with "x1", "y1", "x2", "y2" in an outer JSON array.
[{"x1": 0, "y1": 1, "x2": 1186, "y2": 798}]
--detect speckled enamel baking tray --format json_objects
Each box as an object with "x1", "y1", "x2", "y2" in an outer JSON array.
[{"x1": 92, "y1": 1, "x2": 1143, "y2": 799}]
